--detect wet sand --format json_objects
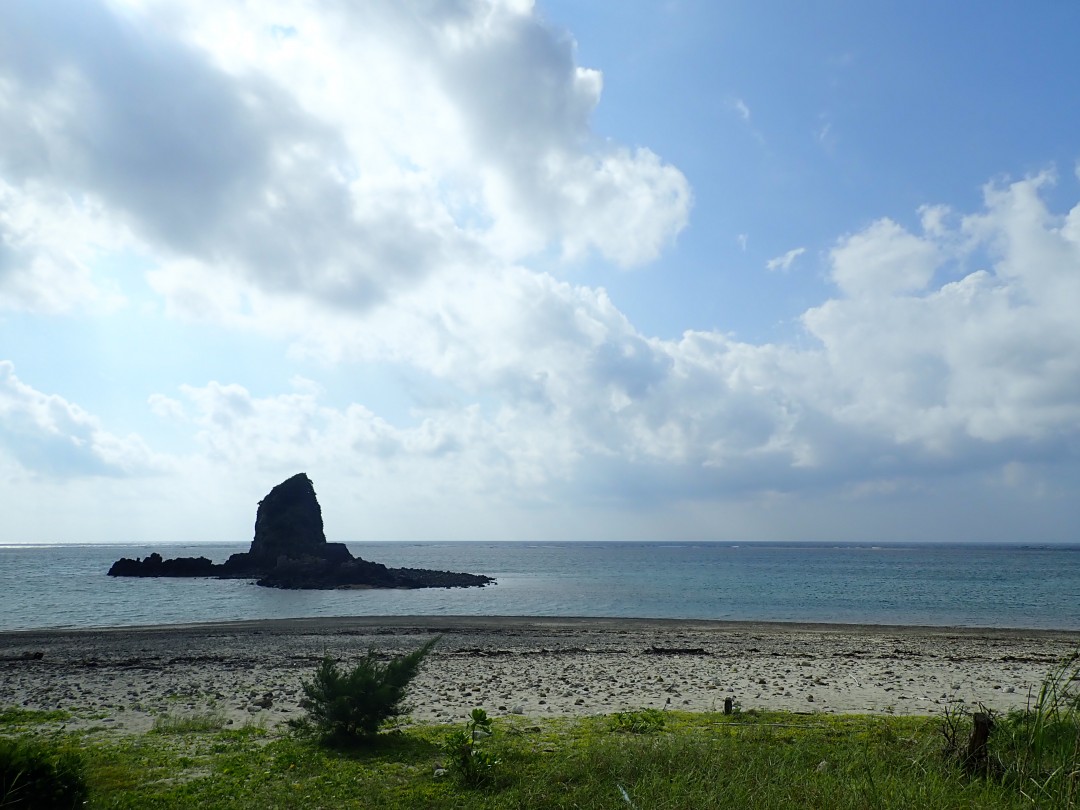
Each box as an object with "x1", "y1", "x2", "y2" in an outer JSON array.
[{"x1": 2, "y1": 616, "x2": 1077, "y2": 734}]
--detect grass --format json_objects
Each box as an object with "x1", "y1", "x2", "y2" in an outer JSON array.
[
  {"x1": 0, "y1": 708, "x2": 72, "y2": 730},
  {"x1": 2, "y1": 653, "x2": 1076, "y2": 808},
  {"x1": 608, "y1": 707, "x2": 667, "y2": 734},
  {"x1": 984, "y1": 651, "x2": 1080, "y2": 807},
  {"x1": 0, "y1": 710, "x2": 1048, "y2": 809},
  {"x1": 151, "y1": 711, "x2": 229, "y2": 735}
]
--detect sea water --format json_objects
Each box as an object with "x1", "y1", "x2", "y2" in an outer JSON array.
[{"x1": 1, "y1": 542, "x2": 1078, "y2": 632}]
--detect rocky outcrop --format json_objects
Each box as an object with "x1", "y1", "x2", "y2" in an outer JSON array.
[
  {"x1": 251, "y1": 473, "x2": 327, "y2": 562},
  {"x1": 107, "y1": 553, "x2": 215, "y2": 578},
  {"x1": 212, "y1": 473, "x2": 343, "y2": 578},
  {"x1": 108, "y1": 473, "x2": 493, "y2": 590}
]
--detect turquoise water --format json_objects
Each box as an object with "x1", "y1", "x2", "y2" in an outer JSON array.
[{"x1": 1, "y1": 542, "x2": 1078, "y2": 631}]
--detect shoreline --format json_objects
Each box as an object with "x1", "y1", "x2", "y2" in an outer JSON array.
[
  {"x1": 3, "y1": 616, "x2": 1078, "y2": 735},
  {"x1": 7, "y1": 614, "x2": 1080, "y2": 636}
]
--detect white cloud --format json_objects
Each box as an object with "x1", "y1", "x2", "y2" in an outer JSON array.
[
  {"x1": 135, "y1": 173, "x2": 1080, "y2": 509},
  {"x1": 0, "y1": 180, "x2": 128, "y2": 313},
  {"x1": 0, "y1": 361, "x2": 160, "y2": 477},
  {"x1": 0, "y1": 0, "x2": 689, "y2": 325},
  {"x1": 150, "y1": 377, "x2": 578, "y2": 499},
  {"x1": 829, "y1": 219, "x2": 938, "y2": 296},
  {"x1": 140, "y1": 175, "x2": 1080, "y2": 510},
  {"x1": 765, "y1": 246, "x2": 806, "y2": 273},
  {"x1": 804, "y1": 175, "x2": 1080, "y2": 451}
]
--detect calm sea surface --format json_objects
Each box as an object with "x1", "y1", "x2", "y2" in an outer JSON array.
[{"x1": 1, "y1": 542, "x2": 1078, "y2": 632}]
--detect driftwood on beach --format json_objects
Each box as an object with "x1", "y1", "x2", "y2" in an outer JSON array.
[{"x1": 108, "y1": 473, "x2": 493, "y2": 590}]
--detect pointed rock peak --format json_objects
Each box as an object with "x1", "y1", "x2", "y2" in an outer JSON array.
[{"x1": 250, "y1": 473, "x2": 326, "y2": 561}]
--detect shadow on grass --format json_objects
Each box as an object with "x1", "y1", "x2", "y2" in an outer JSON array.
[{"x1": 310, "y1": 729, "x2": 444, "y2": 764}]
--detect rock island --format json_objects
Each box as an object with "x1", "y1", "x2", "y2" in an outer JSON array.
[{"x1": 107, "y1": 473, "x2": 493, "y2": 589}]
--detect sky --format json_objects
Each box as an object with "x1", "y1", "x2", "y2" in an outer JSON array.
[{"x1": 1, "y1": 0, "x2": 1079, "y2": 545}]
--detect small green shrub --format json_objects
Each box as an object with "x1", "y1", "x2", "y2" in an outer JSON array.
[
  {"x1": 609, "y1": 708, "x2": 667, "y2": 734},
  {"x1": 0, "y1": 736, "x2": 88, "y2": 809},
  {"x1": 441, "y1": 708, "x2": 498, "y2": 787},
  {"x1": 291, "y1": 636, "x2": 439, "y2": 744}
]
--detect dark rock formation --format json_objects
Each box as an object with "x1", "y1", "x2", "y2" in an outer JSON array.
[
  {"x1": 251, "y1": 473, "x2": 327, "y2": 562},
  {"x1": 107, "y1": 553, "x2": 215, "y2": 578},
  {"x1": 108, "y1": 473, "x2": 493, "y2": 590}
]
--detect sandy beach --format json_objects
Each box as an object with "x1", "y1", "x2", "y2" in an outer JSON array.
[{"x1": 2, "y1": 617, "x2": 1078, "y2": 734}]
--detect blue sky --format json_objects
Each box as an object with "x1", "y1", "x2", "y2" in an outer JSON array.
[{"x1": 1, "y1": 0, "x2": 1078, "y2": 544}]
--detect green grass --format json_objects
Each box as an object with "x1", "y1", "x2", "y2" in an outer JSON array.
[
  {"x1": 1, "y1": 734, "x2": 89, "y2": 809},
  {"x1": 151, "y1": 711, "x2": 229, "y2": 735},
  {"x1": 988, "y1": 652, "x2": 1080, "y2": 807},
  {"x1": 0, "y1": 708, "x2": 73, "y2": 728},
  {"x1": 0, "y1": 710, "x2": 1054, "y2": 809},
  {"x1": 608, "y1": 707, "x2": 667, "y2": 734}
]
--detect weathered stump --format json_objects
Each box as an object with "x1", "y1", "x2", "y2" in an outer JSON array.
[{"x1": 964, "y1": 712, "x2": 994, "y2": 775}]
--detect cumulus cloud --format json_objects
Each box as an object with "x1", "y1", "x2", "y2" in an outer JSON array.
[
  {"x1": 150, "y1": 376, "x2": 576, "y2": 498},
  {"x1": 804, "y1": 175, "x2": 1080, "y2": 452},
  {"x1": 0, "y1": 362, "x2": 159, "y2": 477},
  {"x1": 0, "y1": 0, "x2": 690, "y2": 323},
  {"x1": 135, "y1": 170, "x2": 1080, "y2": 517},
  {"x1": 829, "y1": 219, "x2": 938, "y2": 296},
  {"x1": 143, "y1": 173, "x2": 1080, "y2": 511}
]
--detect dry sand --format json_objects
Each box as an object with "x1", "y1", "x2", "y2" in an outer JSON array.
[{"x1": 2, "y1": 617, "x2": 1077, "y2": 734}]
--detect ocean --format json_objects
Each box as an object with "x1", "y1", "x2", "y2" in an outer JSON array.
[{"x1": 1, "y1": 541, "x2": 1078, "y2": 632}]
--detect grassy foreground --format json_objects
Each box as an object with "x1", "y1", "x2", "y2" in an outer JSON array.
[{"x1": 1, "y1": 707, "x2": 1056, "y2": 809}]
